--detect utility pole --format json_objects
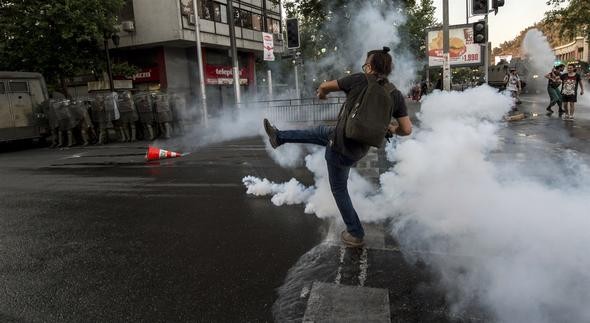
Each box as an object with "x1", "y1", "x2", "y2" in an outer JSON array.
[
  {"x1": 227, "y1": 0, "x2": 241, "y2": 105},
  {"x1": 442, "y1": 0, "x2": 451, "y2": 91},
  {"x1": 294, "y1": 64, "x2": 300, "y2": 99},
  {"x1": 484, "y1": 14, "x2": 489, "y2": 85},
  {"x1": 267, "y1": 70, "x2": 273, "y2": 100},
  {"x1": 192, "y1": 0, "x2": 208, "y2": 126},
  {"x1": 466, "y1": 0, "x2": 469, "y2": 23},
  {"x1": 104, "y1": 38, "x2": 115, "y2": 92}
]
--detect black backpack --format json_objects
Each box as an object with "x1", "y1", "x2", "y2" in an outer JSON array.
[{"x1": 341, "y1": 75, "x2": 393, "y2": 147}]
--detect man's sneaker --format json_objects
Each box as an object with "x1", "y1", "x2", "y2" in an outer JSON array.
[
  {"x1": 263, "y1": 118, "x2": 280, "y2": 149},
  {"x1": 546, "y1": 107, "x2": 553, "y2": 114},
  {"x1": 341, "y1": 231, "x2": 364, "y2": 248}
]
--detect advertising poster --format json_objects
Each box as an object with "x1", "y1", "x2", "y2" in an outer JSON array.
[
  {"x1": 262, "y1": 32, "x2": 275, "y2": 61},
  {"x1": 427, "y1": 24, "x2": 484, "y2": 67}
]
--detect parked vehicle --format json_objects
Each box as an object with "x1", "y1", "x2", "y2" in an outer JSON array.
[{"x1": 0, "y1": 72, "x2": 49, "y2": 142}]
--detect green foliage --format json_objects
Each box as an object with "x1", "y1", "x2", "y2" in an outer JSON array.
[
  {"x1": 0, "y1": 0, "x2": 125, "y2": 90},
  {"x1": 399, "y1": 0, "x2": 437, "y2": 61},
  {"x1": 112, "y1": 62, "x2": 138, "y2": 78},
  {"x1": 545, "y1": 0, "x2": 590, "y2": 40},
  {"x1": 280, "y1": 0, "x2": 436, "y2": 87}
]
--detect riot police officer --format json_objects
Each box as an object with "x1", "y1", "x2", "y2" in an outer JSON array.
[
  {"x1": 55, "y1": 99, "x2": 76, "y2": 147},
  {"x1": 45, "y1": 99, "x2": 60, "y2": 148},
  {"x1": 116, "y1": 91, "x2": 139, "y2": 142},
  {"x1": 91, "y1": 93, "x2": 109, "y2": 145},
  {"x1": 133, "y1": 92, "x2": 156, "y2": 141},
  {"x1": 154, "y1": 92, "x2": 172, "y2": 139}
]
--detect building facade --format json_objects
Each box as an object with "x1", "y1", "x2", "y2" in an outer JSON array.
[
  {"x1": 112, "y1": 0, "x2": 283, "y2": 113},
  {"x1": 553, "y1": 36, "x2": 589, "y2": 63}
]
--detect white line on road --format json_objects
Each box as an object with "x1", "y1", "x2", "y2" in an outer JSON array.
[{"x1": 358, "y1": 247, "x2": 368, "y2": 287}]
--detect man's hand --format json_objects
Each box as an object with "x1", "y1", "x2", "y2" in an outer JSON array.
[
  {"x1": 316, "y1": 88, "x2": 328, "y2": 100},
  {"x1": 387, "y1": 123, "x2": 398, "y2": 134}
]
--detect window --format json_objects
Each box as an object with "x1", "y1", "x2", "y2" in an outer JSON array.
[
  {"x1": 241, "y1": 10, "x2": 252, "y2": 29},
  {"x1": 233, "y1": 8, "x2": 241, "y2": 26},
  {"x1": 266, "y1": 18, "x2": 280, "y2": 34},
  {"x1": 252, "y1": 13, "x2": 262, "y2": 31},
  {"x1": 199, "y1": 0, "x2": 214, "y2": 20},
  {"x1": 9, "y1": 81, "x2": 28, "y2": 93},
  {"x1": 217, "y1": 3, "x2": 227, "y2": 23}
]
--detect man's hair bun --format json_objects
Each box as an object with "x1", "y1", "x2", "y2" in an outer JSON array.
[{"x1": 382, "y1": 46, "x2": 391, "y2": 53}]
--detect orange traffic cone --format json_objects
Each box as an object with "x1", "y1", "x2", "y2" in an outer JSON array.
[{"x1": 145, "y1": 146, "x2": 185, "y2": 161}]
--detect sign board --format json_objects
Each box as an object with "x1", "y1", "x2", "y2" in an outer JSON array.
[
  {"x1": 427, "y1": 24, "x2": 484, "y2": 67},
  {"x1": 205, "y1": 65, "x2": 248, "y2": 85},
  {"x1": 262, "y1": 32, "x2": 275, "y2": 61},
  {"x1": 131, "y1": 67, "x2": 160, "y2": 83}
]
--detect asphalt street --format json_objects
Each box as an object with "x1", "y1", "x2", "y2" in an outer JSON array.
[{"x1": 0, "y1": 93, "x2": 589, "y2": 322}]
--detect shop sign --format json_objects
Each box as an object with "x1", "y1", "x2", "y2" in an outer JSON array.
[
  {"x1": 205, "y1": 65, "x2": 248, "y2": 85},
  {"x1": 132, "y1": 67, "x2": 160, "y2": 83}
]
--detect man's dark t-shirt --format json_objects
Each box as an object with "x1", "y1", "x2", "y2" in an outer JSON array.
[{"x1": 331, "y1": 73, "x2": 408, "y2": 161}]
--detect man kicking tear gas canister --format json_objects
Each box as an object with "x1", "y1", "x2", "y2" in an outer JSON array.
[{"x1": 263, "y1": 47, "x2": 412, "y2": 247}]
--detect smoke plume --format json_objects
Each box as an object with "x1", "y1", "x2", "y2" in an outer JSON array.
[
  {"x1": 521, "y1": 28, "x2": 555, "y2": 76},
  {"x1": 245, "y1": 85, "x2": 590, "y2": 322}
]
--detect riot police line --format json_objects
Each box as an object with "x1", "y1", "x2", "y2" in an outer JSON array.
[{"x1": 43, "y1": 91, "x2": 189, "y2": 148}]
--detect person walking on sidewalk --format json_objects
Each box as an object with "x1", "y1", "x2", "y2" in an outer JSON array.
[
  {"x1": 263, "y1": 47, "x2": 412, "y2": 247},
  {"x1": 545, "y1": 64, "x2": 565, "y2": 116},
  {"x1": 560, "y1": 63, "x2": 584, "y2": 120}
]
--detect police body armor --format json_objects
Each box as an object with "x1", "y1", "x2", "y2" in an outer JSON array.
[
  {"x1": 91, "y1": 95, "x2": 107, "y2": 124},
  {"x1": 134, "y1": 92, "x2": 155, "y2": 123},
  {"x1": 46, "y1": 99, "x2": 60, "y2": 130},
  {"x1": 56, "y1": 100, "x2": 75, "y2": 131},
  {"x1": 117, "y1": 91, "x2": 139, "y2": 123},
  {"x1": 104, "y1": 92, "x2": 120, "y2": 122},
  {"x1": 154, "y1": 93, "x2": 173, "y2": 123}
]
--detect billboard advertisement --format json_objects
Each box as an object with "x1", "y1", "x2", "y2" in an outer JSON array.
[{"x1": 427, "y1": 24, "x2": 484, "y2": 67}]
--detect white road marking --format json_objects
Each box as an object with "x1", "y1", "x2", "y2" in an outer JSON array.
[
  {"x1": 358, "y1": 247, "x2": 368, "y2": 287},
  {"x1": 334, "y1": 246, "x2": 346, "y2": 285}
]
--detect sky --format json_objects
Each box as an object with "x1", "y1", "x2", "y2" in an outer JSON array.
[{"x1": 432, "y1": 0, "x2": 553, "y2": 48}]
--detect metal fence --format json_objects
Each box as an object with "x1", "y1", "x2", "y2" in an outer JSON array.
[{"x1": 243, "y1": 97, "x2": 346, "y2": 123}]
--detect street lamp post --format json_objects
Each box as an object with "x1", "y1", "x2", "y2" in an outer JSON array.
[{"x1": 104, "y1": 33, "x2": 120, "y2": 92}]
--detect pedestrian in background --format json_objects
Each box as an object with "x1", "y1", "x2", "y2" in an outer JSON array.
[
  {"x1": 263, "y1": 47, "x2": 412, "y2": 247},
  {"x1": 545, "y1": 64, "x2": 564, "y2": 116},
  {"x1": 560, "y1": 63, "x2": 584, "y2": 120},
  {"x1": 504, "y1": 67, "x2": 521, "y2": 111}
]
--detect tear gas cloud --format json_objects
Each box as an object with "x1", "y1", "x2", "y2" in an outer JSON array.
[
  {"x1": 521, "y1": 28, "x2": 555, "y2": 75},
  {"x1": 308, "y1": 2, "x2": 417, "y2": 93},
  {"x1": 244, "y1": 86, "x2": 590, "y2": 322},
  {"x1": 166, "y1": 1, "x2": 417, "y2": 153}
]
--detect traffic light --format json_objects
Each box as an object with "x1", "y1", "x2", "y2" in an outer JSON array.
[
  {"x1": 492, "y1": 0, "x2": 505, "y2": 15},
  {"x1": 472, "y1": 0, "x2": 488, "y2": 15},
  {"x1": 473, "y1": 20, "x2": 486, "y2": 44},
  {"x1": 286, "y1": 18, "x2": 300, "y2": 49}
]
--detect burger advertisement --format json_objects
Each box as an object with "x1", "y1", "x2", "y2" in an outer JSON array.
[{"x1": 427, "y1": 24, "x2": 483, "y2": 67}]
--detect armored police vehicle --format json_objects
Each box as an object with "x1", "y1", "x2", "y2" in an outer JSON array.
[{"x1": 0, "y1": 72, "x2": 49, "y2": 142}]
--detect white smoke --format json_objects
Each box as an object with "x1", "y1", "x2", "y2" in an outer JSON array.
[
  {"x1": 305, "y1": 2, "x2": 417, "y2": 94},
  {"x1": 521, "y1": 28, "x2": 555, "y2": 76},
  {"x1": 244, "y1": 85, "x2": 590, "y2": 322}
]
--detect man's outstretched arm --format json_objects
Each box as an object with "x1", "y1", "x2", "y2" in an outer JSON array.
[{"x1": 317, "y1": 80, "x2": 340, "y2": 99}]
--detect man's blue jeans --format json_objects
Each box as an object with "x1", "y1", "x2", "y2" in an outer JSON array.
[{"x1": 276, "y1": 125, "x2": 365, "y2": 239}]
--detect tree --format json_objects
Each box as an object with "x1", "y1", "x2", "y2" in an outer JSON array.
[
  {"x1": 280, "y1": 0, "x2": 436, "y2": 94},
  {"x1": 399, "y1": 0, "x2": 437, "y2": 61},
  {"x1": 0, "y1": 0, "x2": 125, "y2": 95},
  {"x1": 545, "y1": 0, "x2": 590, "y2": 41}
]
